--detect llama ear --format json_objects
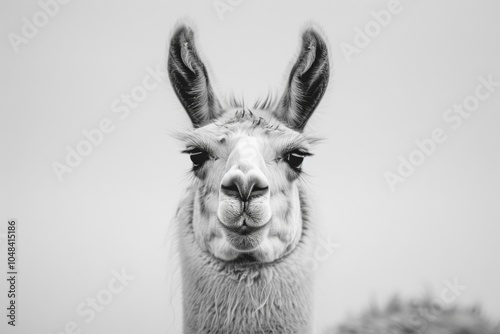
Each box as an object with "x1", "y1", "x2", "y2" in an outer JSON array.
[
  {"x1": 168, "y1": 25, "x2": 222, "y2": 128},
  {"x1": 275, "y1": 28, "x2": 330, "y2": 131}
]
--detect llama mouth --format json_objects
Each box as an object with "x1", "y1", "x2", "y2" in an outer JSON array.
[
  {"x1": 220, "y1": 219, "x2": 268, "y2": 251},
  {"x1": 210, "y1": 214, "x2": 303, "y2": 265},
  {"x1": 222, "y1": 220, "x2": 266, "y2": 235}
]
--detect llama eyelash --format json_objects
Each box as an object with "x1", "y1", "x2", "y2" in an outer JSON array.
[
  {"x1": 181, "y1": 147, "x2": 217, "y2": 172},
  {"x1": 279, "y1": 147, "x2": 313, "y2": 160},
  {"x1": 283, "y1": 148, "x2": 312, "y2": 156},
  {"x1": 181, "y1": 144, "x2": 215, "y2": 157}
]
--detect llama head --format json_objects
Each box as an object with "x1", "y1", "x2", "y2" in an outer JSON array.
[{"x1": 168, "y1": 25, "x2": 329, "y2": 264}]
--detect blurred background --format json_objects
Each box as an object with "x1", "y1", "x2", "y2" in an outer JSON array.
[{"x1": 1, "y1": 0, "x2": 499, "y2": 333}]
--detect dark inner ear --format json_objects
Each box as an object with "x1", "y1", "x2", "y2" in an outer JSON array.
[
  {"x1": 276, "y1": 28, "x2": 330, "y2": 131},
  {"x1": 168, "y1": 25, "x2": 221, "y2": 128}
]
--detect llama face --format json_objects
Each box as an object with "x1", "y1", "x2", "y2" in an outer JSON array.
[
  {"x1": 178, "y1": 109, "x2": 315, "y2": 262},
  {"x1": 168, "y1": 25, "x2": 329, "y2": 263}
]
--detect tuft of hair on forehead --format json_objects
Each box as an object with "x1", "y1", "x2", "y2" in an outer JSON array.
[
  {"x1": 171, "y1": 83, "x2": 324, "y2": 149},
  {"x1": 221, "y1": 108, "x2": 269, "y2": 126},
  {"x1": 227, "y1": 92, "x2": 279, "y2": 112}
]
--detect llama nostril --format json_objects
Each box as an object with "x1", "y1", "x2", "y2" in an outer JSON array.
[
  {"x1": 247, "y1": 184, "x2": 269, "y2": 198},
  {"x1": 221, "y1": 179, "x2": 269, "y2": 201},
  {"x1": 221, "y1": 183, "x2": 242, "y2": 198}
]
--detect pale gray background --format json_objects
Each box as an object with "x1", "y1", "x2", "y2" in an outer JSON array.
[{"x1": 1, "y1": 0, "x2": 499, "y2": 333}]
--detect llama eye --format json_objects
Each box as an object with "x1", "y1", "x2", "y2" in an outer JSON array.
[
  {"x1": 189, "y1": 150, "x2": 209, "y2": 167},
  {"x1": 285, "y1": 151, "x2": 306, "y2": 169}
]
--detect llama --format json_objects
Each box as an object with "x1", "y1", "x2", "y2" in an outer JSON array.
[
  {"x1": 168, "y1": 24, "x2": 327, "y2": 333},
  {"x1": 167, "y1": 24, "x2": 499, "y2": 334}
]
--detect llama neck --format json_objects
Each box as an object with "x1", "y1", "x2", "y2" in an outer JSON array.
[{"x1": 176, "y1": 188, "x2": 315, "y2": 334}]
